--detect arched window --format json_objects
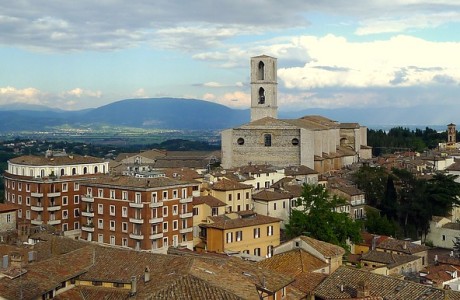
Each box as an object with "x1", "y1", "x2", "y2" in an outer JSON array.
[
  {"x1": 258, "y1": 61, "x2": 265, "y2": 80},
  {"x1": 94, "y1": 166, "x2": 98, "y2": 173},
  {"x1": 258, "y1": 87, "x2": 265, "y2": 104},
  {"x1": 40, "y1": 169, "x2": 45, "y2": 178},
  {"x1": 72, "y1": 168, "x2": 76, "y2": 175},
  {"x1": 83, "y1": 167, "x2": 88, "y2": 174},
  {"x1": 264, "y1": 134, "x2": 272, "y2": 147},
  {"x1": 61, "y1": 168, "x2": 65, "y2": 176}
]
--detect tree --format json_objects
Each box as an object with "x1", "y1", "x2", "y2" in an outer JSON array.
[
  {"x1": 364, "y1": 207, "x2": 398, "y2": 237},
  {"x1": 454, "y1": 236, "x2": 460, "y2": 258},
  {"x1": 285, "y1": 184, "x2": 361, "y2": 250},
  {"x1": 352, "y1": 165, "x2": 388, "y2": 207}
]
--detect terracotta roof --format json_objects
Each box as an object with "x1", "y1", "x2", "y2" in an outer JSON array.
[
  {"x1": 359, "y1": 232, "x2": 390, "y2": 248},
  {"x1": 443, "y1": 222, "x2": 460, "y2": 230},
  {"x1": 193, "y1": 195, "x2": 226, "y2": 207},
  {"x1": 257, "y1": 248, "x2": 328, "y2": 275},
  {"x1": 361, "y1": 250, "x2": 420, "y2": 268},
  {"x1": 231, "y1": 163, "x2": 277, "y2": 175},
  {"x1": 331, "y1": 185, "x2": 364, "y2": 196},
  {"x1": 422, "y1": 264, "x2": 460, "y2": 284},
  {"x1": 83, "y1": 175, "x2": 196, "y2": 189},
  {"x1": 314, "y1": 266, "x2": 455, "y2": 300},
  {"x1": 376, "y1": 239, "x2": 430, "y2": 255},
  {"x1": 203, "y1": 212, "x2": 281, "y2": 230},
  {"x1": 284, "y1": 165, "x2": 318, "y2": 176},
  {"x1": 252, "y1": 189, "x2": 290, "y2": 202},
  {"x1": 211, "y1": 178, "x2": 252, "y2": 191},
  {"x1": 9, "y1": 154, "x2": 104, "y2": 166},
  {"x1": 242, "y1": 117, "x2": 298, "y2": 128},
  {"x1": 0, "y1": 203, "x2": 20, "y2": 213},
  {"x1": 299, "y1": 236, "x2": 346, "y2": 258}
]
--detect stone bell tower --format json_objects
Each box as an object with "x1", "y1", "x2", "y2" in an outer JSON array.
[
  {"x1": 250, "y1": 55, "x2": 278, "y2": 122},
  {"x1": 447, "y1": 123, "x2": 456, "y2": 146}
]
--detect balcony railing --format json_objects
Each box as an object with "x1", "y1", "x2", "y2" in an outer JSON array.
[
  {"x1": 129, "y1": 202, "x2": 144, "y2": 208},
  {"x1": 149, "y1": 201, "x2": 164, "y2": 208},
  {"x1": 82, "y1": 211, "x2": 94, "y2": 217},
  {"x1": 31, "y1": 219, "x2": 43, "y2": 225},
  {"x1": 129, "y1": 217, "x2": 144, "y2": 224},
  {"x1": 81, "y1": 195, "x2": 94, "y2": 202},
  {"x1": 129, "y1": 233, "x2": 144, "y2": 240},
  {"x1": 179, "y1": 227, "x2": 193, "y2": 234},
  {"x1": 82, "y1": 224, "x2": 95, "y2": 232},
  {"x1": 31, "y1": 205, "x2": 44, "y2": 212},
  {"x1": 47, "y1": 205, "x2": 61, "y2": 212},
  {"x1": 47, "y1": 219, "x2": 61, "y2": 225},
  {"x1": 31, "y1": 192, "x2": 43, "y2": 198},
  {"x1": 149, "y1": 217, "x2": 163, "y2": 224},
  {"x1": 179, "y1": 212, "x2": 193, "y2": 219},
  {"x1": 179, "y1": 197, "x2": 193, "y2": 204},
  {"x1": 47, "y1": 191, "x2": 61, "y2": 197},
  {"x1": 149, "y1": 232, "x2": 163, "y2": 240}
]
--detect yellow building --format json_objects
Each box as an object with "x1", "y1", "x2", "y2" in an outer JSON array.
[
  {"x1": 198, "y1": 211, "x2": 281, "y2": 259},
  {"x1": 192, "y1": 195, "x2": 227, "y2": 247},
  {"x1": 209, "y1": 178, "x2": 253, "y2": 213}
]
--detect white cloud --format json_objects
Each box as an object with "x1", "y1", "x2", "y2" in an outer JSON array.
[
  {"x1": 133, "y1": 88, "x2": 148, "y2": 98},
  {"x1": 63, "y1": 88, "x2": 102, "y2": 98},
  {"x1": 0, "y1": 86, "x2": 45, "y2": 105},
  {"x1": 216, "y1": 91, "x2": 250, "y2": 108}
]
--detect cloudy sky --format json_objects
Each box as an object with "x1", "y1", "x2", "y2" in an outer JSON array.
[{"x1": 1, "y1": 1, "x2": 460, "y2": 122}]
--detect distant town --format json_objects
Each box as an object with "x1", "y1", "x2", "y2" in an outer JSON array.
[{"x1": 1, "y1": 55, "x2": 460, "y2": 299}]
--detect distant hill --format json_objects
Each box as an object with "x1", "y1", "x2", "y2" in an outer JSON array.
[{"x1": 0, "y1": 98, "x2": 250, "y2": 132}]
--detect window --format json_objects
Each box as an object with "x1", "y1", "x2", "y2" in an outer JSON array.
[
  {"x1": 237, "y1": 193, "x2": 241, "y2": 200},
  {"x1": 173, "y1": 190, "x2": 178, "y2": 199},
  {"x1": 62, "y1": 210, "x2": 68, "y2": 219},
  {"x1": 267, "y1": 225, "x2": 274, "y2": 236},
  {"x1": 26, "y1": 210, "x2": 30, "y2": 220},
  {"x1": 26, "y1": 184, "x2": 30, "y2": 192},
  {"x1": 264, "y1": 134, "x2": 272, "y2": 146},
  {"x1": 254, "y1": 228, "x2": 260, "y2": 238},
  {"x1": 173, "y1": 205, "x2": 178, "y2": 215},
  {"x1": 163, "y1": 222, "x2": 168, "y2": 232},
  {"x1": 18, "y1": 182, "x2": 22, "y2": 191},
  {"x1": 237, "y1": 138, "x2": 245, "y2": 145},
  {"x1": 62, "y1": 196, "x2": 68, "y2": 206},
  {"x1": 74, "y1": 222, "x2": 80, "y2": 229},
  {"x1": 135, "y1": 193, "x2": 141, "y2": 203},
  {"x1": 267, "y1": 245, "x2": 273, "y2": 258},
  {"x1": 74, "y1": 208, "x2": 80, "y2": 218},
  {"x1": 163, "y1": 191, "x2": 168, "y2": 200},
  {"x1": 98, "y1": 219, "x2": 104, "y2": 229},
  {"x1": 98, "y1": 204, "x2": 103, "y2": 214},
  {"x1": 163, "y1": 206, "x2": 168, "y2": 217},
  {"x1": 110, "y1": 205, "x2": 115, "y2": 216},
  {"x1": 182, "y1": 188, "x2": 187, "y2": 198},
  {"x1": 62, "y1": 183, "x2": 68, "y2": 192},
  {"x1": 173, "y1": 220, "x2": 178, "y2": 230},
  {"x1": 273, "y1": 203, "x2": 277, "y2": 210},
  {"x1": 122, "y1": 191, "x2": 128, "y2": 200},
  {"x1": 211, "y1": 207, "x2": 218, "y2": 216},
  {"x1": 151, "y1": 192, "x2": 157, "y2": 202},
  {"x1": 62, "y1": 223, "x2": 68, "y2": 231},
  {"x1": 110, "y1": 220, "x2": 115, "y2": 231},
  {"x1": 12, "y1": 181, "x2": 15, "y2": 190},
  {"x1": 122, "y1": 222, "x2": 128, "y2": 233},
  {"x1": 18, "y1": 209, "x2": 22, "y2": 218},
  {"x1": 122, "y1": 238, "x2": 128, "y2": 247},
  {"x1": 442, "y1": 235, "x2": 446, "y2": 241},
  {"x1": 254, "y1": 248, "x2": 261, "y2": 256},
  {"x1": 98, "y1": 234, "x2": 103, "y2": 243},
  {"x1": 258, "y1": 87, "x2": 265, "y2": 104},
  {"x1": 74, "y1": 195, "x2": 79, "y2": 204},
  {"x1": 74, "y1": 182, "x2": 79, "y2": 191},
  {"x1": 236, "y1": 231, "x2": 242, "y2": 242},
  {"x1": 11, "y1": 194, "x2": 15, "y2": 203},
  {"x1": 110, "y1": 190, "x2": 115, "y2": 199},
  {"x1": 163, "y1": 237, "x2": 168, "y2": 247},
  {"x1": 226, "y1": 232, "x2": 233, "y2": 243},
  {"x1": 228, "y1": 194, "x2": 232, "y2": 201},
  {"x1": 6, "y1": 214, "x2": 11, "y2": 223},
  {"x1": 283, "y1": 201, "x2": 286, "y2": 209},
  {"x1": 193, "y1": 207, "x2": 199, "y2": 216},
  {"x1": 237, "y1": 205, "x2": 241, "y2": 211},
  {"x1": 246, "y1": 192, "x2": 249, "y2": 199},
  {"x1": 122, "y1": 207, "x2": 128, "y2": 218},
  {"x1": 98, "y1": 189, "x2": 103, "y2": 197},
  {"x1": 18, "y1": 195, "x2": 22, "y2": 205}
]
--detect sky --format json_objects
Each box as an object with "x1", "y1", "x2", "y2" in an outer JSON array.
[{"x1": 1, "y1": 1, "x2": 460, "y2": 123}]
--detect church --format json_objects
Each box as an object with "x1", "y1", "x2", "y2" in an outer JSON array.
[{"x1": 221, "y1": 55, "x2": 372, "y2": 173}]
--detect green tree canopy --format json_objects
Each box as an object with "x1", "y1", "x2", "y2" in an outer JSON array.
[{"x1": 285, "y1": 184, "x2": 361, "y2": 250}]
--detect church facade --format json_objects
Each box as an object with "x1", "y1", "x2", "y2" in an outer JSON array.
[{"x1": 221, "y1": 55, "x2": 371, "y2": 172}]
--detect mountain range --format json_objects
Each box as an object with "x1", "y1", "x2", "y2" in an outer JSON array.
[{"x1": 0, "y1": 98, "x2": 454, "y2": 132}]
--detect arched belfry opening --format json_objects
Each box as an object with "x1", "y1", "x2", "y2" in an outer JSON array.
[
  {"x1": 258, "y1": 87, "x2": 265, "y2": 104},
  {"x1": 258, "y1": 61, "x2": 265, "y2": 80}
]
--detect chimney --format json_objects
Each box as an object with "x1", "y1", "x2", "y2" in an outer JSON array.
[
  {"x1": 340, "y1": 284, "x2": 344, "y2": 292},
  {"x1": 403, "y1": 242, "x2": 408, "y2": 250},
  {"x1": 357, "y1": 280, "x2": 370, "y2": 297},
  {"x1": 2, "y1": 255, "x2": 8, "y2": 269},
  {"x1": 130, "y1": 276, "x2": 137, "y2": 296},
  {"x1": 144, "y1": 266, "x2": 151, "y2": 283}
]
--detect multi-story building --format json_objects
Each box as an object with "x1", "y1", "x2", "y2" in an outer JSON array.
[
  {"x1": 199, "y1": 211, "x2": 281, "y2": 259},
  {"x1": 3, "y1": 150, "x2": 109, "y2": 238},
  {"x1": 192, "y1": 195, "x2": 226, "y2": 247},
  {"x1": 80, "y1": 175, "x2": 199, "y2": 253},
  {"x1": 208, "y1": 178, "x2": 253, "y2": 213},
  {"x1": 329, "y1": 185, "x2": 366, "y2": 220}
]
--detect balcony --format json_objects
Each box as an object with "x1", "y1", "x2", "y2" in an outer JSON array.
[
  {"x1": 149, "y1": 232, "x2": 163, "y2": 240},
  {"x1": 47, "y1": 191, "x2": 61, "y2": 197},
  {"x1": 31, "y1": 205, "x2": 44, "y2": 212},
  {"x1": 149, "y1": 217, "x2": 163, "y2": 224},
  {"x1": 47, "y1": 219, "x2": 61, "y2": 225},
  {"x1": 129, "y1": 202, "x2": 144, "y2": 208},
  {"x1": 82, "y1": 211, "x2": 94, "y2": 217},
  {"x1": 179, "y1": 197, "x2": 193, "y2": 204},
  {"x1": 129, "y1": 233, "x2": 144, "y2": 240},
  {"x1": 151, "y1": 247, "x2": 165, "y2": 254},
  {"x1": 47, "y1": 205, "x2": 61, "y2": 212},
  {"x1": 149, "y1": 201, "x2": 163, "y2": 208},
  {"x1": 179, "y1": 227, "x2": 193, "y2": 234},
  {"x1": 180, "y1": 212, "x2": 193, "y2": 219},
  {"x1": 31, "y1": 219, "x2": 43, "y2": 225},
  {"x1": 81, "y1": 195, "x2": 94, "y2": 202},
  {"x1": 82, "y1": 224, "x2": 95, "y2": 232},
  {"x1": 129, "y1": 217, "x2": 144, "y2": 224},
  {"x1": 31, "y1": 192, "x2": 43, "y2": 198}
]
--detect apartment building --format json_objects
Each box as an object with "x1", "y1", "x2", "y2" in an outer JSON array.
[
  {"x1": 80, "y1": 175, "x2": 199, "y2": 253},
  {"x1": 3, "y1": 150, "x2": 109, "y2": 238},
  {"x1": 208, "y1": 178, "x2": 253, "y2": 213},
  {"x1": 199, "y1": 211, "x2": 281, "y2": 259}
]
